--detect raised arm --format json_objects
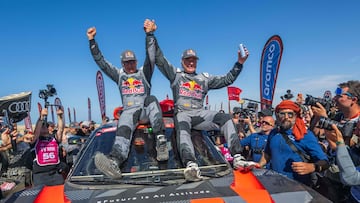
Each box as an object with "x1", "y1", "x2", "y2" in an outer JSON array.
[
  {"x1": 87, "y1": 27, "x2": 121, "y2": 83},
  {"x1": 144, "y1": 19, "x2": 177, "y2": 82},
  {"x1": 208, "y1": 47, "x2": 249, "y2": 89}
]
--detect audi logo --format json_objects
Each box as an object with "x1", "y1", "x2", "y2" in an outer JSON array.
[{"x1": 8, "y1": 101, "x2": 30, "y2": 113}]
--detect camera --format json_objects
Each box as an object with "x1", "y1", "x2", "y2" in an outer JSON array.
[
  {"x1": 281, "y1": 89, "x2": 294, "y2": 100},
  {"x1": 39, "y1": 84, "x2": 57, "y2": 100},
  {"x1": 305, "y1": 94, "x2": 334, "y2": 111},
  {"x1": 318, "y1": 116, "x2": 355, "y2": 137},
  {"x1": 39, "y1": 84, "x2": 57, "y2": 108}
]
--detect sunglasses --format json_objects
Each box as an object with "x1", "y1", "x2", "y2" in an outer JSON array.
[
  {"x1": 261, "y1": 121, "x2": 273, "y2": 126},
  {"x1": 335, "y1": 87, "x2": 354, "y2": 98},
  {"x1": 278, "y1": 111, "x2": 295, "y2": 118}
]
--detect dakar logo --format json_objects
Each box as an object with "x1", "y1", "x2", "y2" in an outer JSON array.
[
  {"x1": 186, "y1": 49, "x2": 196, "y2": 57},
  {"x1": 122, "y1": 77, "x2": 144, "y2": 95},
  {"x1": 125, "y1": 51, "x2": 134, "y2": 58},
  {"x1": 179, "y1": 80, "x2": 203, "y2": 99}
]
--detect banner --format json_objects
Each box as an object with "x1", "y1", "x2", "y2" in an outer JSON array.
[
  {"x1": 96, "y1": 71, "x2": 106, "y2": 120},
  {"x1": 88, "y1": 97, "x2": 91, "y2": 121},
  {"x1": 73, "y1": 108, "x2": 76, "y2": 122},
  {"x1": 54, "y1": 97, "x2": 65, "y2": 124},
  {"x1": 68, "y1": 107, "x2": 72, "y2": 124},
  {"x1": 50, "y1": 105, "x2": 55, "y2": 122},
  {"x1": 24, "y1": 112, "x2": 33, "y2": 132},
  {"x1": 0, "y1": 92, "x2": 32, "y2": 123},
  {"x1": 227, "y1": 86, "x2": 242, "y2": 101},
  {"x1": 260, "y1": 35, "x2": 283, "y2": 110}
]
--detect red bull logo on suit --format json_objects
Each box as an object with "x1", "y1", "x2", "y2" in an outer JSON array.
[
  {"x1": 179, "y1": 80, "x2": 203, "y2": 99},
  {"x1": 122, "y1": 77, "x2": 145, "y2": 95}
]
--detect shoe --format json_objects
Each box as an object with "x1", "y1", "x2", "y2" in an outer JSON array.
[
  {"x1": 0, "y1": 182, "x2": 16, "y2": 191},
  {"x1": 94, "y1": 152, "x2": 122, "y2": 179},
  {"x1": 156, "y1": 134, "x2": 169, "y2": 161},
  {"x1": 184, "y1": 161, "x2": 202, "y2": 182}
]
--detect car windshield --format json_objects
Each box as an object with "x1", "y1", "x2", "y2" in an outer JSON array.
[{"x1": 68, "y1": 120, "x2": 231, "y2": 185}]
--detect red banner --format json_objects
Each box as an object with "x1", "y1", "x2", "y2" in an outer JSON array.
[
  {"x1": 24, "y1": 112, "x2": 33, "y2": 133},
  {"x1": 227, "y1": 86, "x2": 242, "y2": 101},
  {"x1": 96, "y1": 71, "x2": 106, "y2": 120}
]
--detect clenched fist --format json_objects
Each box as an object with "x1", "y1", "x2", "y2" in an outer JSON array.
[
  {"x1": 144, "y1": 19, "x2": 157, "y2": 33},
  {"x1": 87, "y1": 27, "x2": 97, "y2": 40}
]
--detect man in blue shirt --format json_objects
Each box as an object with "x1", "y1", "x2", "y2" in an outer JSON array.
[
  {"x1": 258, "y1": 100, "x2": 329, "y2": 186},
  {"x1": 240, "y1": 115, "x2": 274, "y2": 163}
]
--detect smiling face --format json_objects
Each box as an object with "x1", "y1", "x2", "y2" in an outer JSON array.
[
  {"x1": 122, "y1": 60, "x2": 137, "y2": 74},
  {"x1": 182, "y1": 57, "x2": 197, "y2": 74}
]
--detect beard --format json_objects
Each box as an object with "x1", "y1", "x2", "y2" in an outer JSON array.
[{"x1": 278, "y1": 120, "x2": 294, "y2": 131}]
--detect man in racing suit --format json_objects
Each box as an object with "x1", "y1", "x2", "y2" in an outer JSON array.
[
  {"x1": 87, "y1": 23, "x2": 167, "y2": 179},
  {"x1": 144, "y1": 19, "x2": 249, "y2": 181}
]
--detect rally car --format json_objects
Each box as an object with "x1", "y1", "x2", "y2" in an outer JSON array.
[{"x1": 3, "y1": 114, "x2": 331, "y2": 203}]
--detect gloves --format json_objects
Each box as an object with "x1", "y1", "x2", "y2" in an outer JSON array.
[{"x1": 233, "y1": 154, "x2": 260, "y2": 172}]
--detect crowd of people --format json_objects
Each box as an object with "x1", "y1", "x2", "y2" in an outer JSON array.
[
  {"x1": 0, "y1": 109, "x2": 95, "y2": 197},
  {"x1": 217, "y1": 80, "x2": 360, "y2": 203},
  {"x1": 0, "y1": 18, "x2": 359, "y2": 203}
]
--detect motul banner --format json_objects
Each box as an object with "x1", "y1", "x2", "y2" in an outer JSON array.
[
  {"x1": 0, "y1": 91, "x2": 32, "y2": 123},
  {"x1": 227, "y1": 86, "x2": 242, "y2": 101},
  {"x1": 96, "y1": 71, "x2": 106, "y2": 120},
  {"x1": 260, "y1": 35, "x2": 283, "y2": 110}
]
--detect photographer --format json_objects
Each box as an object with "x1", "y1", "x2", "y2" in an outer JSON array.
[
  {"x1": 311, "y1": 80, "x2": 360, "y2": 146},
  {"x1": 325, "y1": 123, "x2": 360, "y2": 184},
  {"x1": 310, "y1": 80, "x2": 360, "y2": 202}
]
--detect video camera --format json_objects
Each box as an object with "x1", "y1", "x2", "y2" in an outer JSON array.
[
  {"x1": 281, "y1": 89, "x2": 294, "y2": 100},
  {"x1": 318, "y1": 116, "x2": 355, "y2": 137},
  {"x1": 39, "y1": 84, "x2": 57, "y2": 108},
  {"x1": 304, "y1": 94, "x2": 335, "y2": 112}
]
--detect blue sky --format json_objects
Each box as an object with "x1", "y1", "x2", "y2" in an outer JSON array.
[{"x1": 1, "y1": 0, "x2": 359, "y2": 125}]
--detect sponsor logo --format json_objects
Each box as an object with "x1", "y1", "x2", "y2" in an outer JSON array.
[
  {"x1": 179, "y1": 80, "x2": 203, "y2": 99},
  {"x1": 122, "y1": 77, "x2": 145, "y2": 95},
  {"x1": 263, "y1": 43, "x2": 275, "y2": 98},
  {"x1": 8, "y1": 101, "x2": 30, "y2": 113}
]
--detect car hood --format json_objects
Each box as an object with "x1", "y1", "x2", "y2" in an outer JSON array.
[{"x1": 4, "y1": 169, "x2": 330, "y2": 203}]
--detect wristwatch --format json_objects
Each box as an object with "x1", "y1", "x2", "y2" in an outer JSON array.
[{"x1": 314, "y1": 163, "x2": 322, "y2": 172}]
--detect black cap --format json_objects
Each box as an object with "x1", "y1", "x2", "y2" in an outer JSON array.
[
  {"x1": 121, "y1": 50, "x2": 137, "y2": 62},
  {"x1": 182, "y1": 49, "x2": 199, "y2": 59},
  {"x1": 258, "y1": 109, "x2": 273, "y2": 117}
]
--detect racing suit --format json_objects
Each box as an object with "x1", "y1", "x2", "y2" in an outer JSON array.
[
  {"x1": 146, "y1": 33, "x2": 243, "y2": 165},
  {"x1": 90, "y1": 39, "x2": 164, "y2": 164}
]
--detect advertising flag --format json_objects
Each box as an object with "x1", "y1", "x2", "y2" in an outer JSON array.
[
  {"x1": 24, "y1": 112, "x2": 33, "y2": 132},
  {"x1": 0, "y1": 92, "x2": 32, "y2": 123},
  {"x1": 50, "y1": 105, "x2": 55, "y2": 122},
  {"x1": 88, "y1": 97, "x2": 91, "y2": 121},
  {"x1": 260, "y1": 35, "x2": 283, "y2": 110},
  {"x1": 73, "y1": 108, "x2": 76, "y2": 122},
  {"x1": 68, "y1": 107, "x2": 72, "y2": 124},
  {"x1": 227, "y1": 86, "x2": 242, "y2": 101},
  {"x1": 96, "y1": 71, "x2": 106, "y2": 120},
  {"x1": 54, "y1": 97, "x2": 65, "y2": 124}
]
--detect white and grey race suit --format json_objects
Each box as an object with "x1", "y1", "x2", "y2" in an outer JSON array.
[
  {"x1": 89, "y1": 38, "x2": 164, "y2": 164},
  {"x1": 146, "y1": 33, "x2": 243, "y2": 165}
]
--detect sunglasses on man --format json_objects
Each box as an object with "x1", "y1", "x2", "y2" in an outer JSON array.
[{"x1": 335, "y1": 87, "x2": 354, "y2": 98}]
